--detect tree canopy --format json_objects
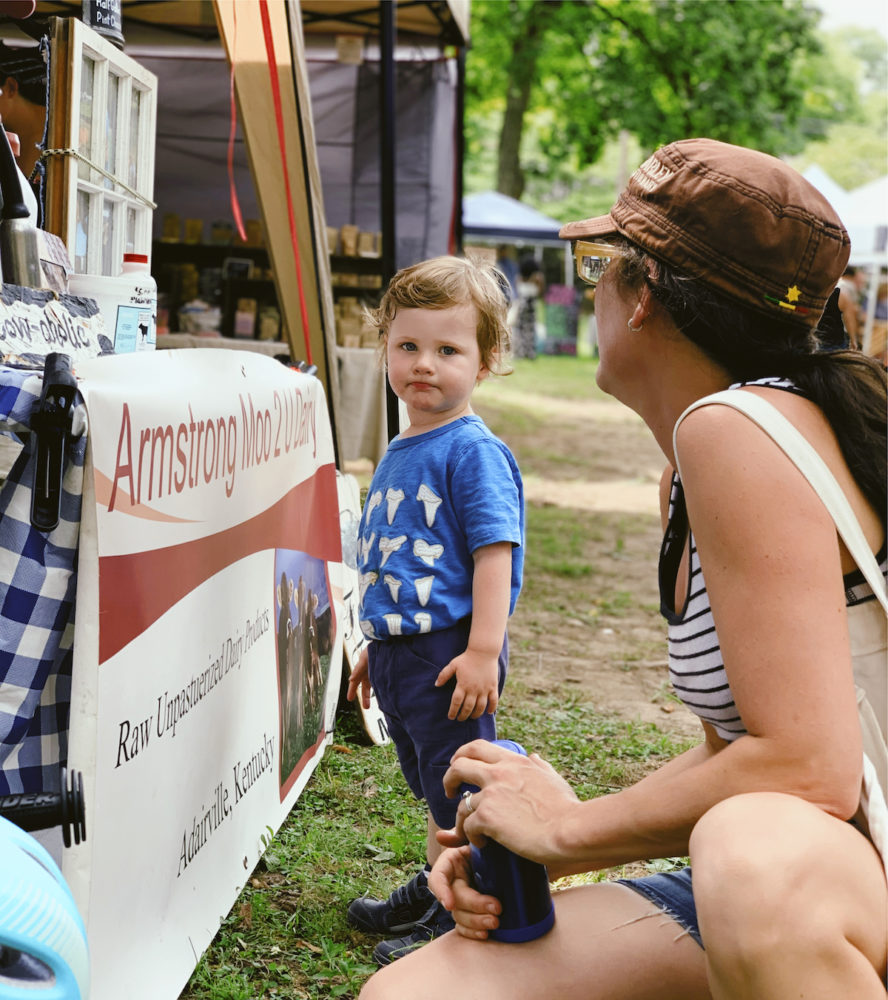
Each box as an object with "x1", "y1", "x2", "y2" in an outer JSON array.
[{"x1": 465, "y1": 0, "x2": 837, "y2": 202}]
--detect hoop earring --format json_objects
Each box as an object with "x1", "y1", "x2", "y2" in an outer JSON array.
[{"x1": 627, "y1": 318, "x2": 644, "y2": 332}]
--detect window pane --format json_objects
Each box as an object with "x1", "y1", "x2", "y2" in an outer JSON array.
[
  {"x1": 104, "y1": 73, "x2": 119, "y2": 190},
  {"x1": 75, "y1": 189, "x2": 91, "y2": 273},
  {"x1": 102, "y1": 198, "x2": 114, "y2": 275},
  {"x1": 128, "y1": 87, "x2": 141, "y2": 191},
  {"x1": 78, "y1": 56, "x2": 95, "y2": 182},
  {"x1": 126, "y1": 206, "x2": 136, "y2": 254}
]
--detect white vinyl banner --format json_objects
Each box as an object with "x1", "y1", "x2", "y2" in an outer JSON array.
[{"x1": 62, "y1": 350, "x2": 344, "y2": 1000}]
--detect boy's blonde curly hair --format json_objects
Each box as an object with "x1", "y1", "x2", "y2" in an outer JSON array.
[{"x1": 365, "y1": 254, "x2": 513, "y2": 375}]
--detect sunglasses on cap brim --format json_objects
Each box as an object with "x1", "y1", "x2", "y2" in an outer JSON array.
[{"x1": 574, "y1": 241, "x2": 621, "y2": 286}]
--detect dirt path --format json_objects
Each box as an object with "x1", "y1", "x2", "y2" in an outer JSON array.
[{"x1": 473, "y1": 376, "x2": 701, "y2": 742}]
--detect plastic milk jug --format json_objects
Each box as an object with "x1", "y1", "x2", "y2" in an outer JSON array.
[
  {"x1": 465, "y1": 739, "x2": 556, "y2": 942},
  {"x1": 67, "y1": 252, "x2": 157, "y2": 354}
]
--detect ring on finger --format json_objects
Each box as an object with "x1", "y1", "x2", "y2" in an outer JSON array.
[{"x1": 462, "y1": 790, "x2": 475, "y2": 814}]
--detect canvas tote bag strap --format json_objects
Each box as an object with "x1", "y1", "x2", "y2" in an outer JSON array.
[{"x1": 673, "y1": 390, "x2": 888, "y2": 615}]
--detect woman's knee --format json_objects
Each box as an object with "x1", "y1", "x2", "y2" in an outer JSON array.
[
  {"x1": 690, "y1": 793, "x2": 874, "y2": 936},
  {"x1": 690, "y1": 792, "x2": 821, "y2": 878},
  {"x1": 691, "y1": 794, "x2": 826, "y2": 927}
]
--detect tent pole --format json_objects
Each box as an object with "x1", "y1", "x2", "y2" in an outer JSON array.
[
  {"x1": 380, "y1": 0, "x2": 400, "y2": 440},
  {"x1": 454, "y1": 44, "x2": 465, "y2": 255}
]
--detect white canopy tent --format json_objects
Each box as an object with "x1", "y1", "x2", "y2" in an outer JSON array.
[{"x1": 803, "y1": 165, "x2": 887, "y2": 354}]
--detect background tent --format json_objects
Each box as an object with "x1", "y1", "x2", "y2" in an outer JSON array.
[
  {"x1": 803, "y1": 164, "x2": 888, "y2": 354},
  {"x1": 803, "y1": 164, "x2": 887, "y2": 258},
  {"x1": 136, "y1": 42, "x2": 460, "y2": 274},
  {"x1": 463, "y1": 190, "x2": 564, "y2": 244},
  {"x1": 463, "y1": 190, "x2": 572, "y2": 282}
]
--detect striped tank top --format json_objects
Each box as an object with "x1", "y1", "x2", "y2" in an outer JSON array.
[{"x1": 659, "y1": 379, "x2": 888, "y2": 741}]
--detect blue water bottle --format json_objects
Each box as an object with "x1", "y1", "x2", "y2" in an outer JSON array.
[{"x1": 466, "y1": 739, "x2": 555, "y2": 943}]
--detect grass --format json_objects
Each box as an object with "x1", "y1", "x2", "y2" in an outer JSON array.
[
  {"x1": 486, "y1": 356, "x2": 607, "y2": 402},
  {"x1": 525, "y1": 505, "x2": 600, "y2": 578},
  {"x1": 181, "y1": 356, "x2": 690, "y2": 999}
]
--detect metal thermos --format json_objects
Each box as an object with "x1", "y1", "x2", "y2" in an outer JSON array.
[{"x1": 0, "y1": 123, "x2": 41, "y2": 288}]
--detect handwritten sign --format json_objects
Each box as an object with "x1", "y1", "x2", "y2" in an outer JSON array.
[{"x1": 0, "y1": 284, "x2": 113, "y2": 367}]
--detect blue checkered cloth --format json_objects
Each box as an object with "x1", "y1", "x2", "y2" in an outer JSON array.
[{"x1": 0, "y1": 367, "x2": 87, "y2": 795}]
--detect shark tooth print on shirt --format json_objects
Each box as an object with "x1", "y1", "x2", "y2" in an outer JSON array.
[
  {"x1": 365, "y1": 490, "x2": 383, "y2": 519},
  {"x1": 378, "y1": 535, "x2": 407, "y2": 567},
  {"x1": 359, "y1": 570, "x2": 378, "y2": 601},
  {"x1": 416, "y1": 483, "x2": 443, "y2": 527},
  {"x1": 384, "y1": 574, "x2": 401, "y2": 602},
  {"x1": 413, "y1": 538, "x2": 444, "y2": 567},
  {"x1": 385, "y1": 488, "x2": 405, "y2": 523},
  {"x1": 414, "y1": 575, "x2": 434, "y2": 607},
  {"x1": 360, "y1": 620, "x2": 377, "y2": 639},
  {"x1": 359, "y1": 531, "x2": 376, "y2": 562},
  {"x1": 414, "y1": 613, "x2": 432, "y2": 633},
  {"x1": 383, "y1": 613, "x2": 403, "y2": 635}
]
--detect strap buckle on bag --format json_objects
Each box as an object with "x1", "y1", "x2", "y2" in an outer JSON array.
[{"x1": 30, "y1": 352, "x2": 78, "y2": 532}]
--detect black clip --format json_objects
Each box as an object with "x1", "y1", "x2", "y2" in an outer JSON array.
[
  {"x1": 0, "y1": 767, "x2": 86, "y2": 847},
  {"x1": 30, "y1": 352, "x2": 77, "y2": 532}
]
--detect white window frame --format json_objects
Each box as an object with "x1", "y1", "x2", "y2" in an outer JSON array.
[{"x1": 46, "y1": 16, "x2": 157, "y2": 276}]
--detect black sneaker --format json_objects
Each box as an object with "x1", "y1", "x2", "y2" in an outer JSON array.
[
  {"x1": 347, "y1": 867, "x2": 435, "y2": 935},
  {"x1": 372, "y1": 900, "x2": 456, "y2": 966}
]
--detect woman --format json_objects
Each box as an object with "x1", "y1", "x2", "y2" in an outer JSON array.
[
  {"x1": 512, "y1": 255, "x2": 545, "y2": 359},
  {"x1": 358, "y1": 139, "x2": 887, "y2": 998}
]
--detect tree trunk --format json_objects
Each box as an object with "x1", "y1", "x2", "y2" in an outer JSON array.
[{"x1": 496, "y1": 1, "x2": 556, "y2": 200}]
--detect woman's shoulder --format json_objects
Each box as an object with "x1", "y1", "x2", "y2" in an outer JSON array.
[
  {"x1": 676, "y1": 388, "x2": 829, "y2": 477},
  {"x1": 674, "y1": 382, "x2": 881, "y2": 563},
  {"x1": 675, "y1": 380, "x2": 829, "y2": 455}
]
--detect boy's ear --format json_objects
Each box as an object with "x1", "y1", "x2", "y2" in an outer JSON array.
[{"x1": 476, "y1": 363, "x2": 490, "y2": 383}]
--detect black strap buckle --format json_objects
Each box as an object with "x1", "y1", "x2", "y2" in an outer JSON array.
[{"x1": 30, "y1": 352, "x2": 78, "y2": 532}]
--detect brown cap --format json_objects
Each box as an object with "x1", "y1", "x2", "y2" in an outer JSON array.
[{"x1": 559, "y1": 138, "x2": 850, "y2": 327}]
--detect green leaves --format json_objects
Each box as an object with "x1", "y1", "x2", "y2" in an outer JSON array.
[{"x1": 467, "y1": 0, "x2": 831, "y2": 199}]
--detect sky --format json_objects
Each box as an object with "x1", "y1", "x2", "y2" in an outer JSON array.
[{"x1": 814, "y1": 0, "x2": 888, "y2": 40}]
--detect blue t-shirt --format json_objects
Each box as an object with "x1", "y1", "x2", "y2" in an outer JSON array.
[{"x1": 358, "y1": 416, "x2": 524, "y2": 640}]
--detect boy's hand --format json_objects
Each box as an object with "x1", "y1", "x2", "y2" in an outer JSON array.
[
  {"x1": 435, "y1": 647, "x2": 499, "y2": 721},
  {"x1": 346, "y1": 646, "x2": 372, "y2": 709}
]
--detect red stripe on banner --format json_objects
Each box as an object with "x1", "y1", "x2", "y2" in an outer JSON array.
[
  {"x1": 258, "y1": 0, "x2": 313, "y2": 365},
  {"x1": 97, "y1": 463, "x2": 341, "y2": 664}
]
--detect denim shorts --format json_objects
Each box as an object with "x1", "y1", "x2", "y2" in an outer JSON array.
[
  {"x1": 368, "y1": 618, "x2": 507, "y2": 829},
  {"x1": 616, "y1": 867, "x2": 703, "y2": 948}
]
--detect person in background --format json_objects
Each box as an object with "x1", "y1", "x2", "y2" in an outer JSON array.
[
  {"x1": 346, "y1": 254, "x2": 525, "y2": 967},
  {"x1": 358, "y1": 138, "x2": 887, "y2": 999},
  {"x1": 495, "y1": 244, "x2": 519, "y2": 304},
  {"x1": 0, "y1": 40, "x2": 46, "y2": 222},
  {"x1": 864, "y1": 279, "x2": 888, "y2": 367},
  {"x1": 837, "y1": 265, "x2": 866, "y2": 349},
  {"x1": 512, "y1": 254, "x2": 544, "y2": 359}
]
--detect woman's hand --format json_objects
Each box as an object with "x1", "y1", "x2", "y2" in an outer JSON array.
[
  {"x1": 438, "y1": 740, "x2": 581, "y2": 870},
  {"x1": 427, "y1": 846, "x2": 502, "y2": 940}
]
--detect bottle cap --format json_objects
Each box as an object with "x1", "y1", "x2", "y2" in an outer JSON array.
[{"x1": 123, "y1": 253, "x2": 148, "y2": 264}]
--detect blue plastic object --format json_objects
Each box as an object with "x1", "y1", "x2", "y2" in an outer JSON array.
[
  {"x1": 0, "y1": 816, "x2": 89, "y2": 998},
  {"x1": 467, "y1": 739, "x2": 555, "y2": 943}
]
